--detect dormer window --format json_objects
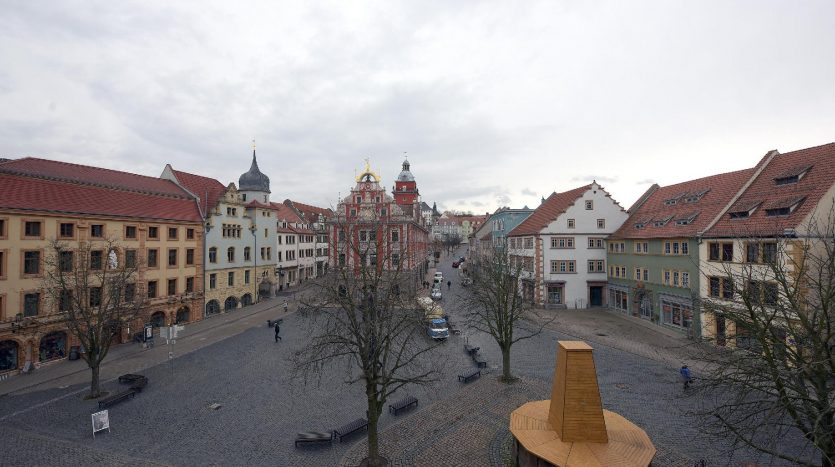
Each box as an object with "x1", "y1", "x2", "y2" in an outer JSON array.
[
  {"x1": 634, "y1": 217, "x2": 652, "y2": 229},
  {"x1": 663, "y1": 192, "x2": 687, "y2": 206},
  {"x1": 774, "y1": 165, "x2": 812, "y2": 186},
  {"x1": 728, "y1": 201, "x2": 762, "y2": 219},
  {"x1": 764, "y1": 196, "x2": 805, "y2": 217},
  {"x1": 654, "y1": 215, "x2": 673, "y2": 227},
  {"x1": 675, "y1": 211, "x2": 699, "y2": 226},
  {"x1": 684, "y1": 189, "x2": 709, "y2": 203}
]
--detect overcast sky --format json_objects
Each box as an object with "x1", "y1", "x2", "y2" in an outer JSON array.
[{"x1": 2, "y1": 1, "x2": 834, "y2": 214}]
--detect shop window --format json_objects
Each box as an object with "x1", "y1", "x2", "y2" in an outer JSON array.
[{"x1": 39, "y1": 331, "x2": 67, "y2": 362}]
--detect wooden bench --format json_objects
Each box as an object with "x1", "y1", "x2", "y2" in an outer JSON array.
[
  {"x1": 458, "y1": 368, "x2": 481, "y2": 383},
  {"x1": 388, "y1": 396, "x2": 418, "y2": 415},
  {"x1": 464, "y1": 344, "x2": 480, "y2": 356},
  {"x1": 98, "y1": 389, "x2": 136, "y2": 409},
  {"x1": 333, "y1": 418, "x2": 368, "y2": 442},
  {"x1": 294, "y1": 431, "x2": 333, "y2": 447},
  {"x1": 118, "y1": 374, "x2": 148, "y2": 392}
]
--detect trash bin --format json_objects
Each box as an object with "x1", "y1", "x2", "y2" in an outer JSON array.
[{"x1": 68, "y1": 346, "x2": 80, "y2": 361}]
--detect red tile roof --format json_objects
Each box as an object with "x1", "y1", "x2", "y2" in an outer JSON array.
[
  {"x1": 284, "y1": 199, "x2": 332, "y2": 221},
  {"x1": 508, "y1": 185, "x2": 591, "y2": 236},
  {"x1": 169, "y1": 169, "x2": 226, "y2": 215},
  {"x1": 612, "y1": 169, "x2": 755, "y2": 239},
  {"x1": 0, "y1": 174, "x2": 202, "y2": 222},
  {"x1": 705, "y1": 142, "x2": 835, "y2": 237},
  {"x1": 271, "y1": 202, "x2": 303, "y2": 223},
  {"x1": 0, "y1": 157, "x2": 189, "y2": 198},
  {"x1": 245, "y1": 200, "x2": 279, "y2": 210}
]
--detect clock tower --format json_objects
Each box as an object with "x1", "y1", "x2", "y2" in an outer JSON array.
[{"x1": 392, "y1": 158, "x2": 419, "y2": 206}]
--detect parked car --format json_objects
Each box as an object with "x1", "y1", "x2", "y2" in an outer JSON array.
[
  {"x1": 459, "y1": 256, "x2": 465, "y2": 263},
  {"x1": 452, "y1": 261, "x2": 459, "y2": 268},
  {"x1": 431, "y1": 287, "x2": 443, "y2": 300}
]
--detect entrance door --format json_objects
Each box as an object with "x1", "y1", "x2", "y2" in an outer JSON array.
[
  {"x1": 640, "y1": 296, "x2": 652, "y2": 319},
  {"x1": 716, "y1": 315, "x2": 726, "y2": 346},
  {"x1": 589, "y1": 287, "x2": 603, "y2": 307}
]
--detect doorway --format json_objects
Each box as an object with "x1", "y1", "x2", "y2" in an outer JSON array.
[{"x1": 589, "y1": 286, "x2": 603, "y2": 307}]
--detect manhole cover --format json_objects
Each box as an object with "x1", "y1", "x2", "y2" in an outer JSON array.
[
  {"x1": 595, "y1": 333, "x2": 608, "y2": 336},
  {"x1": 615, "y1": 383, "x2": 629, "y2": 390}
]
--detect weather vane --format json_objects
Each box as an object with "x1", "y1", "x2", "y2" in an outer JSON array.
[{"x1": 252, "y1": 138, "x2": 256, "y2": 150}]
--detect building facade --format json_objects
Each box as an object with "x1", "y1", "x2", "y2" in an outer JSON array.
[
  {"x1": 284, "y1": 200, "x2": 333, "y2": 278},
  {"x1": 608, "y1": 168, "x2": 755, "y2": 336},
  {"x1": 507, "y1": 182, "x2": 628, "y2": 308},
  {"x1": 329, "y1": 161, "x2": 430, "y2": 281},
  {"x1": 0, "y1": 158, "x2": 204, "y2": 375}
]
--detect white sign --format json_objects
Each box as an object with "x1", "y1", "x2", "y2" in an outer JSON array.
[{"x1": 92, "y1": 410, "x2": 110, "y2": 437}]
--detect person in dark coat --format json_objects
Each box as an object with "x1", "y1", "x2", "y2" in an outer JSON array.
[
  {"x1": 274, "y1": 322, "x2": 282, "y2": 342},
  {"x1": 447, "y1": 280, "x2": 451, "y2": 290},
  {"x1": 680, "y1": 364, "x2": 692, "y2": 389}
]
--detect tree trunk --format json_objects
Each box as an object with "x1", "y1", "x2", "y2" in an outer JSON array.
[
  {"x1": 90, "y1": 363, "x2": 101, "y2": 399},
  {"x1": 501, "y1": 345, "x2": 512, "y2": 382},
  {"x1": 366, "y1": 387, "x2": 380, "y2": 461}
]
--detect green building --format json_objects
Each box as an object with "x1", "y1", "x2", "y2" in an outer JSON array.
[{"x1": 607, "y1": 168, "x2": 755, "y2": 336}]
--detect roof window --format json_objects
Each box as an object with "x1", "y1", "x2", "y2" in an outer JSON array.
[
  {"x1": 684, "y1": 189, "x2": 710, "y2": 203},
  {"x1": 774, "y1": 165, "x2": 812, "y2": 186},
  {"x1": 728, "y1": 201, "x2": 762, "y2": 220},
  {"x1": 675, "y1": 211, "x2": 700, "y2": 226},
  {"x1": 764, "y1": 196, "x2": 805, "y2": 217},
  {"x1": 654, "y1": 215, "x2": 673, "y2": 227}
]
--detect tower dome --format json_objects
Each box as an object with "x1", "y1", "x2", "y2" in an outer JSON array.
[
  {"x1": 397, "y1": 158, "x2": 415, "y2": 182},
  {"x1": 239, "y1": 150, "x2": 271, "y2": 193}
]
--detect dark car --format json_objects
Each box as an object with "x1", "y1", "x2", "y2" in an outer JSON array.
[
  {"x1": 452, "y1": 261, "x2": 459, "y2": 268},
  {"x1": 459, "y1": 257, "x2": 465, "y2": 263}
]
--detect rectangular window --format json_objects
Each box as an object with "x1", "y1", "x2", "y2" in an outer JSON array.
[
  {"x1": 635, "y1": 242, "x2": 643, "y2": 253},
  {"x1": 147, "y1": 281, "x2": 157, "y2": 298},
  {"x1": 186, "y1": 228, "x2": 195, "y2": 239},
  {"x1": 391, "y1": 230, "x2": 399, "y2": 242},
  {"x1": 392, "y1": 253, "x2": 400, "y2": 266},
  {"x1": 589, "y1": 260, "x2": 596, "y2": 273},
  {"x1": 681, "y1": 242, "x2": 688, "y2": 255},
  {"x1": 24, "y1": 292, "x2": 40, "y2": 316},
  {"x1": 186, "y1": 248, "x2": 194, "y2": 265},
  {"x1": 722, "y1": 243, "x2": 733, "y2": 261},
  {"x1": 0, "y1": 251, "x2": 5, "y2": 278},
  {"x1": 585, "y1": 200, "x2": 593, "y2": 210},
  {"x1": 266, "y1": 247, "x2": 272, "y2": 260},
  {"x1": 168, "y1": 248, "x2": 178, "y2": 267},
  {"x1": 59, "y1": 290, "x2": 72, "y2": 312},
  {"x1": 673, "y1": 271, "x2": 680, "y2": 287},
  {"x1": 59, "y1": 251, "x2": 74, "y2": 272},
  {"x1": 89, "y1": 250, "x2": 103, "y2": 270},
  {"x1": 244, "y1": 270, "x2": 250, "y2": 285},
  {"x1": 597, "y1": 219, "x2": 605, "y2": 229},
  {"x1": 168, "y1": 279, "x2": 177, "y2": 296},
  {"x1": 635, "y1": 268, "x2": 642, "y2": 280},
  {"x1": 762, "y1": 242, "x2": 777, "y2": 264},
  {"x1": 763, "y1": 282, "x2": 778, "y2": 305},
  {"x1": 722, "y1": 277, "x2": 734, "y2": 299},
  {"x1": 125, "y1": 249, "x2": 137, "y2": 269},
  {"x1": 59, "y1": 222, "x2": 74, "y2": 238},
  {"x1": 643, "y1": 269, "x2": 649, "y2": 282},
  {"x1": 186, "y1": 277, "x2": 194, "y2": 293},
  {"x1": 0, "y1": 218, "x2": 5, "y2": 238},
  {"x1": 210, "y1": 274, "x2": 216, "y2": 289},
  {"x1": 228, "y1": 272, "x2": 234, "y2": 286},
  {"x1": 125, "y1": 283, "x2": 135, "y2": 301},
  {"x1": 596, "y1": 260, "x2": 604, "y2": 272},
  {"x1": 147, "y1": 249, "x2": 158, "y2": 268},
  {"x1": 148, "y1": 226, "x2": 159, "y2": 239},
  {"x1": 89, "y1": 287, "x2": 102, "y2": 307},
  {"x1": 663, "y1": 270, "x2": 670, "y2": 285},
  {"x1": 168, "y1": 227, "x2": 178, "y2": 239},
  {"x1": 24, "y1": 221, "x2": 42, "y2": 237},
  {"x1": 567, "y1": 219, "x2": 575, "y2": 229},
  {"x1": 746, "y1": 243, "x2": 759, "y2": 263},
  {"x1": 125, "y1": 225, "x2": 137, "y2": 239},
  {"x1": 339, "y1": 253, "x2": 346, "y2": 266},
  {"x1": 227, "y1": 247, "x2": 235, "y2": 262},
  {"x1": 664, "y1": 242, "x2": 671, "y2": 255},
  {"x1": 672, "y1": 242, "x2": 680, "y2": 255},
  {"x1": 24, "y1": 251, "x2": 40, "y2": 275},
  {"x1": 90, "y1": 224, "x2": 104, "y2": 238}
]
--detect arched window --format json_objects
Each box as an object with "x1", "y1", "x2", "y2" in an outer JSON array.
[
  {"x1": 208, "y1": 247, "x2": 217, "y2": 263},
  {"x1": 224, "y1": 296, "x2": 238, "y2": 311},
  {"x1": 175, "y1": 306, "x2": 190, "y2": 324},
  {"x1": 150, "y1": 311, "x2": 166, "y2": 328},
  {"x1": 0, "y1": 340, "x2": 19, "y2": 372},
  {"x1": 205, "y1": 300, "x2": 221, "y2": 316},
  {"x1": 39, "y1": 332, "x2": 67, "y2": 362},
  {"x1": 227, "y1": 247, "x2": 235, "y2": 262},
  {"x1": 241, "y1": 294, "x2": 253, "y2": 306}
]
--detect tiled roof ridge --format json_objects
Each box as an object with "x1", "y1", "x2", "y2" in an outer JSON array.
[
  {"x1": 171, "y1": 168, "x2": 226, "y2": 187},
  {"x1": 1, "y1": 158, "x2": 192, "y2": 200},
  {"x1": 1, "y1": 166, "x2": 191, "y2": 200},
  {"x1": 507, "y1": 184, "x2": 592, "y2": 237}
]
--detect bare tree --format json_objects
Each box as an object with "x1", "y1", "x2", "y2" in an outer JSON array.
[
  {"x1": 460, "y1": 244, "x2": 554, "y2": 382},
  {"x1": 292, "y1": 217, "x2": 441, "y2": 466},
  {"x1": 42, "y1": 238, "x2": 144, "y2": 399},
  {"x1": 696, "y1": 213, "x2": 835, "y2": 466}
]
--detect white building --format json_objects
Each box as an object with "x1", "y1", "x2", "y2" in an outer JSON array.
[{"x1": 507, "y1": 182, "x2": 628, "y2": 308}]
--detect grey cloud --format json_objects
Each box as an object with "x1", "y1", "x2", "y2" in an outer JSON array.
[{"x1": 521, "y1": 187, "x2": 537, "y2": 196}]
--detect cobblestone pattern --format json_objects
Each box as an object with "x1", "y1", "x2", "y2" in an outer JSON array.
[{"x1": 0, "y1": 248, "x2": 811, "y2": 466}]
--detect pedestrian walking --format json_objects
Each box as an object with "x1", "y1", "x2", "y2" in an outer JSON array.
[
  {"x1": 680, "y1": 364, "x2": 692, "y2": 389},
  {"x1": 283, "y1": 300, "x2": 289, "y2": 313},
  {"x1": 274, "y1": 322, "x2": 282, "y2": 342},
  {"x1": 447, "y1": 280, "x2": 451, "y2": 290}
]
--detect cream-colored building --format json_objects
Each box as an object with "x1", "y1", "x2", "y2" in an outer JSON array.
[{"x1": 0, "y1": 158, "x2": 203, "y2": 375}]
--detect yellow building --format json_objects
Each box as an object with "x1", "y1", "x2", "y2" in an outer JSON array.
[{"x1": 0, "y1": 158, "x2": 204, "y2": 375}]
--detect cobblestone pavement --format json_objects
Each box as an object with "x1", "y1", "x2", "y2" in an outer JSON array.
[{"x1": 0, "y1": 248, "x2": 809, "y2": 466}]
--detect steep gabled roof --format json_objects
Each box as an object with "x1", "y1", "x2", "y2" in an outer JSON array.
[
  {"x1": 0, "y1": 173, "x2": 202, "y2": 222},
  {"x1": 613, "y1": 169, "x2": 754, "y2": 239},
  {"x1": 507, "y1": 185, "x2": 591, "y2": 237},
  {"x1": 271, "y1": 202, "x2": 303, "y2": 223},
  {"x1": 0, "y1": 157, "x2": 189, "y2": 198},
  {"x1": 284, "y1": 199, "x2": 332, "y2": 222},
  {"x1": 705, "y1": 142, "x2": 835, "y2": 237},
  {"x1": 169, "y1": 168, "x2": 227, "y2": 215}
]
